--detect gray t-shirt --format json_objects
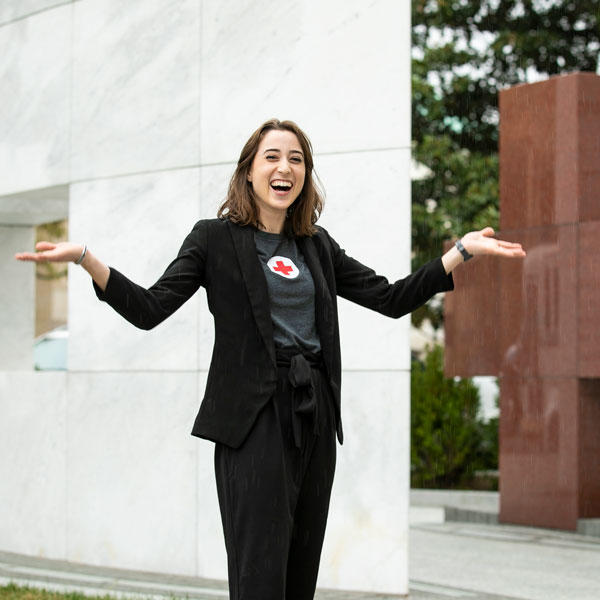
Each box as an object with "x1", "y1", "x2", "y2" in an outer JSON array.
[{"x1": 254, "y1": 229, "x2": 321, "y2": 353}]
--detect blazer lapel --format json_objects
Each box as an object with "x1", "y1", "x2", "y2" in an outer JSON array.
[
  {"x1": 227, "y1": 221, "x2": 276, "y2": 367},
  {"x1": 298, "y1": 235, "x2": 335, "y2": 377}
]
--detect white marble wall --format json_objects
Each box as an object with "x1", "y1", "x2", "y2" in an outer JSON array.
[
  {"x1": 68, "y1": 169, "x2": 202, "y2": 372},
  {"x1": 70, "y1": 0, "x2": 200, "y2": 181},
  {"x1": 0, "y1": 372, "x2": 67, "y2": 558},
  {"x1": 65, "y1": 372, "x2": 200, "y2": 573},
  {"x1": 321, "y1": 371, "x2": 411, "y2": 592},
  {"x1": 0, "y1": 1, "x2": 70, "y2": 26},
  {"x1": 0, "y1": 227, "x2": 35, "y2": 369},
  {"x1": 0, "y1": 0, "x2": 413, "y2": 594},
  {"x1": 0, "y1": 3, "x2": 71, "y2": 195}
]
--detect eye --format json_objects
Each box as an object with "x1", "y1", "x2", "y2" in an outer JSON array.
[
  {"x1": 266, "y1": 155, "x2": 278, "y2": 160},
  {"x1": 291, "y1": 157, "x2": 303, "y2": 163}
]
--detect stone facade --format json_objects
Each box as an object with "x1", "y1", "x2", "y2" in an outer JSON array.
[{"x1": 0, "y1": 1, "x2": 412, "y2": 593}]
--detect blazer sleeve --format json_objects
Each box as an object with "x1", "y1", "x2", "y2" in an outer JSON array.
[
  {"x1": 325, "y1": 231, "x2": 454, "y2": 318},
  {"x1": 92, "y1": 220, "x2": 208, "y2": 330}
]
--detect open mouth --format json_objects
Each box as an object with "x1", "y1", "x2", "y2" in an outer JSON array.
[{"x1": 270, "y1": 180, "x2": 293, "y2": 193}]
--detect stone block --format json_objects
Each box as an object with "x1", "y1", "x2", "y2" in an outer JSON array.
[
  {"x1": 0, "y1": 371, "x2": 67, "y2": 558},
  {"x1": 68, "y1": 169, "x2": 201, "y2": 371},
  {"x1": 0, "y1": 4, "x2": 70, "y2": 195},
  {"x1": 71, "y1": 0, "x2": 200, "y2": 180},
  {"x1": 499, "y1": 73, "x2": 600, "y2": 229},
  {"x1": 200, "y1": 0, "x2": 410, "y2": 164},
  {"x1": 320, "y1": 370, "x2": 409, "y2": 594},
  {"x1": 66, "y1": 371, "x2": 199, "y2": 575},
  {"x1": 318, "y1": 149, "x2": 412, "y2": 371}
]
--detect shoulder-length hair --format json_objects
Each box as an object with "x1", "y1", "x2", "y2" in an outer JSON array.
[{"x1": 217, "y1": 119, "x2": 324, "y2": 237}]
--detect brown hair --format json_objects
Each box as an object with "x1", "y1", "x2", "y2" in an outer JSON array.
[{"x1": 217, "y1": 119, "x2": 324, "y2": 236}]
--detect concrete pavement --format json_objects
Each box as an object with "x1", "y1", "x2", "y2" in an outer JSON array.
[{"x1": 1, "y1": 512, "x2": 599, "y2": 599}]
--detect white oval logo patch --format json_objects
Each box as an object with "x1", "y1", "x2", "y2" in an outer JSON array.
[{"x1": 267, "y1": 256, "x2": 299, "y2": 279}]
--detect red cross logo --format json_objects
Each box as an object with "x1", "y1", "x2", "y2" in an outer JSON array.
[
  {"x1": 267, "y1": 256, "x2": 299, "y2": 279},
  {"x1": 273, "y1": 260, "x2": 293, "y2": 276}
]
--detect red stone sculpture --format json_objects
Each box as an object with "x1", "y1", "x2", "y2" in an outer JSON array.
[{"x1": 444, "y1": 72, "x2": 600, "y2": 531}]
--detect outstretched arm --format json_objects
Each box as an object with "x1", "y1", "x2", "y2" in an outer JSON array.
[
  {"x1": 15, "y1": 242, "x2": 110, "y2": 291},
  {"x1": 15, "y1": 221, "x2": 207, "y2": 330},
  {"x1": 441, "y1": 227, "x2": 526, "y2": 274}
]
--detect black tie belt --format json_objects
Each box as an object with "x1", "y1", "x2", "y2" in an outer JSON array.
[{"x1": 276, "y1": 348, "x2": 323, "y2": 448}]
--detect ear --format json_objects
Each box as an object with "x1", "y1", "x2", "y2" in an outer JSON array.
[{"x1": 246, "y1": 171, "x2": 252, "y2": 182}]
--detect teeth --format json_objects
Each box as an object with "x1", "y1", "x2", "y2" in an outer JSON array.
[{"x1": 271, "y1": 180, "x2": 292, "y2": 188}]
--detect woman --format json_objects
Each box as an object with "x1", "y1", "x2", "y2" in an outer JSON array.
[{"x1": 15, "y1": 118, "x2": 525, "y2": 600}]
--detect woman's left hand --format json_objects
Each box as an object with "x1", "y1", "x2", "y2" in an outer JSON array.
[
  {"x1": 461, "y1": 227, "x2": 526, "y2": 258},
  {"x1": 442, "y1": 226, "x2": 526, "y2": 274}
]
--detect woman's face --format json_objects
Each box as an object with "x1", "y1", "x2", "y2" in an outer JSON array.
[{"x1": 247, "y1": 129, "x2": 306, "y2": 223}]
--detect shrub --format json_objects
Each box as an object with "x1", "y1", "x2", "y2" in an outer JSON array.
[{"x1": 411, "y1": 345, "x2": 497, "y2": 489}]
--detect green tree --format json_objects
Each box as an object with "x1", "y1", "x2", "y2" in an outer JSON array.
[
  {"x1": 411, "y1": 0, "x2": 600, "y2": 327},
  {"x1": 411, "y1": 345, "x2": 496, "y2": 488}
]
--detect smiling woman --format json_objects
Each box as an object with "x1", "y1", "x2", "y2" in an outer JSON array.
[
  {"x1": 14, "y1": 118, "x2": 525, "y2": 600},
  {"x1": 217, "y1": 118, "x2": 323, "y2": 237}
]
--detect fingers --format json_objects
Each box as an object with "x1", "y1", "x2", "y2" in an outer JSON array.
[
  {"x1": 35, "y1": 241, "x2": 57, "y2": 251},
  {"x1": 497, "y1": 240, "x2": 524, "y2": 249},
  {"x1": 493, "y1": 244, "x2": 526, "y2": 258},
  {"x1": 481, "y1": 227, "x2": 495, "y2": 237},
  {"x1": 14, "y1": 241, "x2": 56, "y2": 261},
  {"x1": 14, "y1": 252, "x2": 45, "y2": 262}
]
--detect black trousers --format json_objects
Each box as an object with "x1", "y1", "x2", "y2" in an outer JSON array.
[{"x1": 214, "y1": 356, "x2": 336, "y2": 600}]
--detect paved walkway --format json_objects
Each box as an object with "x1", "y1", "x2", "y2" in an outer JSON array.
[{"x1": 1, "y1": 520, "x2": 600, "y2": 600}]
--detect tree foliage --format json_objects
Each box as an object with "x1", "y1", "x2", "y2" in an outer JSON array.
[
  {"x1": 411, "y1": 1, "x2": 600, "y2": 327},
  {"x1": 36, "y1": 220, "x2": 68, "y2": 281},
  {"x1": 411, "y1": 345, "x2": 497, "y2": 488}
]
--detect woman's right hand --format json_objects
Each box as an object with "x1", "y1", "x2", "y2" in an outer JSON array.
[{"x1": 15, "y1": 241, "x2": 84, "y2": 263}]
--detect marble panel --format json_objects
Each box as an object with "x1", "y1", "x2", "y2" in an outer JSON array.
[
  {"x1": 317, "y1": 149, "x2": 412, "y2": 371},
  {"x1": 579, "y1": 379, "x2": 600, "y2": 518},
  {"x1": 578, "y1": 221, "x2": 600, "y2": 377},
  {"x1": 66, "y1": 371, "x2": 199, "y2": 574},
  {"x1": 577, "y1": 74, "x2": 600, "y2": 222},
  {"x1": 320, "y1": 370, "x2": 409, "y2": 593},
  {"x1": 0, "y1": 185, "x2": 69, "y2": 226},
  {"x1": 0, "y1": 1, "x2": 69, "y2": 26},
  {"x1": 499, "y1": 73, "x2": 600, "y2": 229},
  {"x1": 0, "y1": 5, "x2": 70, "y2": 195},
  {"x1": 497, "y1": 225, "x2": 577, "y2": 378},
  {"x1": 499, "y1": 376, "x2": 579, "y2": 530},
  {"x1": 200, "y1": 0, "x2": 410, "y2": 164},
  {"x1": 0, "y1": 371, "x2": 67, "y2": 558},
  {"x1": 499, "y1": 78, "x2": 559, "y2": 229},
  {"x1": 444, "y1": 251, "x2": 501, "y2": 377},
  {"x1": 0, "y1": 226, "x2": 35, "y2": 369},
  {"x1": 71, "y1": 0, "x2": 200, "y2": 181},
  {"x1": 68, "y1": 169, "x2": 201, "y2": 371}
]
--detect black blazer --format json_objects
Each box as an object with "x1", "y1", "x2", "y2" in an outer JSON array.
[{"x1": 94, "y1": 218, "x2": 454, "y2": 448}]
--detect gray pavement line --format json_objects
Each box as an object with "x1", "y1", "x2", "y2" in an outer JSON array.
[
  {"x1": 0, "y1": 552, "x2": 228, "y2": 588},
  {"x1": 532, "y1": 537, "x2": 600, "y2": 552},
  {"x1": 1, "y1": 564, "x2": 227, "y2": 596},
  {"x1": 409, "y1": 581, "x2": 525, "y2": 600},
  {"x1": 0, "y1": 577, "x2": 223, "y2": 600},
  {"x1": 0, "y1": 563, "x2": 112, "y2": 583},
  {"x1": 0, "y1": 570, "x2": 228, "y2": 598},
  {"x1": 409, "y1": 581, "x2": 476, "y2": 597},
  {"x1": 411, "y1": 524, "x2": 600, "y2": 550}
]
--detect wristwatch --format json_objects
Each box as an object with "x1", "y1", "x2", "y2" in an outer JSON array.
[{"x1": 455, "y1": 238, "x2": 473, "y2": 261}]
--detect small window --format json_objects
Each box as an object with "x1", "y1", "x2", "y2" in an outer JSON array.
[{"x1": 34, "y1": 219, "x2": 68, "y2": 370}]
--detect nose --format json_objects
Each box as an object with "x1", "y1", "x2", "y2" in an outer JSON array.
[{"x1": 277, "y1": 159, "x2": 291, "y2": 174}]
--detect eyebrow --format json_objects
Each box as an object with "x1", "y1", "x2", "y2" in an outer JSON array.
[{"x1": 263, "y1": 148, "x2": 304, "y2": 156}]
